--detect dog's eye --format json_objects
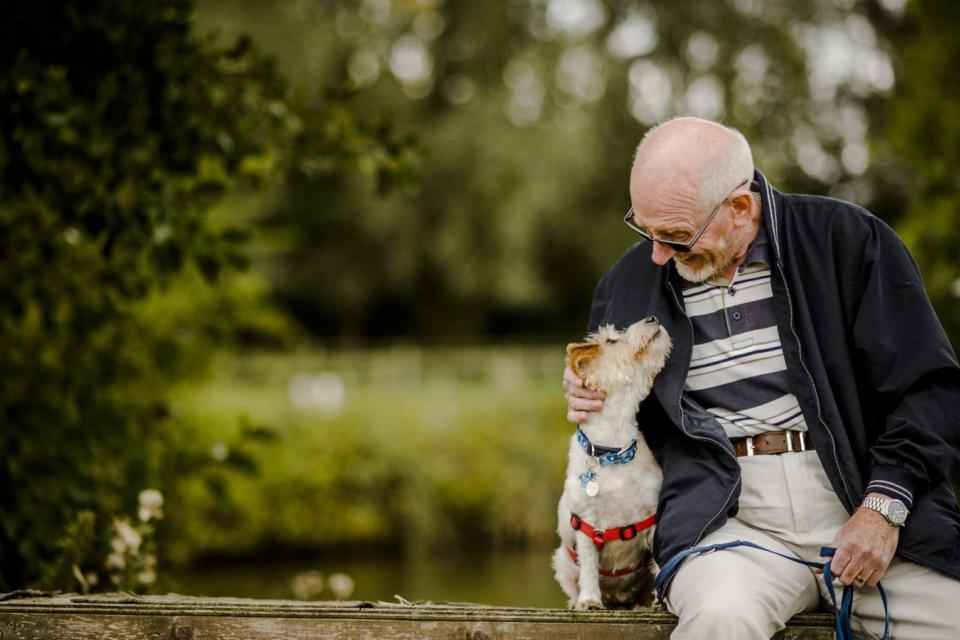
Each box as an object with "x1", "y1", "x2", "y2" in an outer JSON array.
[{"x1": 605, "y1": 338, "x2": 619, "y2": 344}]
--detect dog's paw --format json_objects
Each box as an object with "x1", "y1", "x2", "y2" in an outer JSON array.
[
  {"x1": 640, "y1": 599, "x2": 666, "y2": 612},
  {"x1": 574, "y1": 596, "x2": 604, "y2": 611}
]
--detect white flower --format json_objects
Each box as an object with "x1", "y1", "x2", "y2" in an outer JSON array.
[
  {"x1": 290, "y1": 571, "x2": 325, "y2": 600},
  {"x1": 111, "y1": 536, "x2": 127, "y2": 554},
  {"x1": 106, "y1": 552, "x2": 126, "y2": 570},
  {"x1": 138, "y1": 489, "x2": 164, "y2": 522},
  {"x1": 113, "y1": 519, "x2": 142, "y2": 554},
  {"x1": 327, "y1": 573, "x2": 355, "y2": 600},
  {"x1": 211, "y1": 442, "x2": 229, "y2": 462},
  {"x1": 136, "y1": 569, "x2": 157, "y2": 585}
]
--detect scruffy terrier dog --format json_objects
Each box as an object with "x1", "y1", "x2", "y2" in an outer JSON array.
[{"x1": 553, "y1": 316, "x2": 671, "y2": 610}]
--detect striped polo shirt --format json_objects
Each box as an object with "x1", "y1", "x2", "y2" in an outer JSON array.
[{"x1": 681, "y1": 225, "x2": 808, "y2": 439}]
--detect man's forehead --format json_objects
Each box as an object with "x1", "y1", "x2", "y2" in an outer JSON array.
[
  {"x1": 631, "y1": 206, "x2": 698, "y2": 233},
  {"x1": 630, "y1": 173, "x2": 702, "y2": 221}
]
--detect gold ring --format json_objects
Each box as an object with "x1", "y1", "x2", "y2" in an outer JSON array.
[{"x1": 854, "y1": 574, "x2": 866, "y2": 586}]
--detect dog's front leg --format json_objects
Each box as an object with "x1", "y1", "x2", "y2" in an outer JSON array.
[{"x1": 574, "y1": 531, "x2": 603, "y2": 610}]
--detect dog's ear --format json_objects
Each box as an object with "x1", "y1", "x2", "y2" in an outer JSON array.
[
  {"x1": 567, "y1": 341, "x2": 601, "y2": 382},
  {"x1": 633, "y1": 342, "x2": 650, "y2": 362}
]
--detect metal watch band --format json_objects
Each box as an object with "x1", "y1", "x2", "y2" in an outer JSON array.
[
  {"x1": 861, "y1": 495, "x2": 887, "y2": 513},
  {"x1": 861, "y1": 495, "x2": 907, "y2": 526}
]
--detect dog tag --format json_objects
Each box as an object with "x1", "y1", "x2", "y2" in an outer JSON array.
[
  {"x1": 579, "y1": 469, "x2": 596, "y2": 486},
  {"x1": 585, "y1": 480, "x2": 600, "y2": 497}
]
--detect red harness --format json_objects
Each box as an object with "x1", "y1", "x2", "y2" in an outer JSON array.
[
  {"x1": 566, "y1": 546, "x2": 649, "y2": 577},
  {"x1": 569, "y1": 512, "x2": 657, "y2": 549}
]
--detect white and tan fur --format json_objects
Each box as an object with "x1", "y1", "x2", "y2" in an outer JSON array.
[{"x1": 553, "y1": 316, "x2": 671, "y2": 609}]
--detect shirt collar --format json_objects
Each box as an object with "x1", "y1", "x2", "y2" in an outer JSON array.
[{"x1": 742, "y1": 215, "x2": 770, "y2": 267}]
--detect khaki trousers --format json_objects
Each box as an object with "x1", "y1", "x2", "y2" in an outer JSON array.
[{"x1": 664, "y1": 450, "x2": 960, "y2": 639}]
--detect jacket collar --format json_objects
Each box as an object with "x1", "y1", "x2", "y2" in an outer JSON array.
[{"x1": 754, "y1": 169, "x2": 785, "y2": 266}]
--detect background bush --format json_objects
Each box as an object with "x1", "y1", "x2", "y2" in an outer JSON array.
[{"x1": 0, "y1": 0, "x2": 415, "y2": 591}]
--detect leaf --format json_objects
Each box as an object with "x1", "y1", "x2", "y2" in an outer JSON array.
[{"x1": 238, "y1": 415, "x2": 279, "y2": 442}]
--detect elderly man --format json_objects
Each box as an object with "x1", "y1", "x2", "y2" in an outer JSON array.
[{"x1": 563, "y1": 117, "x2": 960, "y2": 639}]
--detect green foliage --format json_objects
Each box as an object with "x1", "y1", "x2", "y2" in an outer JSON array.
[
  {"x1": 880, "y1": 0, "x2": 960, "y2": 351},
  {"x1": 0, "y1": 0, "x2": 417, "y2": 591},
  {"x1": 211, "y1": 0, "x2": 902, "y2": 340},
  {"x1": 39, "y1": 510, "x2": 98, "y2": 593},
  {"x1": 162, "y1": 347, "x2": 567, "y2": 563}
]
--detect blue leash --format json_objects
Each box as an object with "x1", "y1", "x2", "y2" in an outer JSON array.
[{"x1": 654, "y1": 540, "x2": 890, "y2": 640}]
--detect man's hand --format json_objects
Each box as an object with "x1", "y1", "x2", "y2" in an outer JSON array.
[
  {"x1": 562, "y1": 363, "x2": 605, "y2": 424},
  {"x1": 825, "y1": 493, "x2": 900, "y2": 588}
]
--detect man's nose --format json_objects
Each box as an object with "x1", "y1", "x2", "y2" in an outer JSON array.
[{"x1": 650, "y1": 241, "x2": 676, "y2": 265}]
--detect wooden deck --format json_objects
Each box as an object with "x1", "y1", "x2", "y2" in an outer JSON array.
[{"x1": 0, "y1": 591, "x2": 835, "y2": 639}]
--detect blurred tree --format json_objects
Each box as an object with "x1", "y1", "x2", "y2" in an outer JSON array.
[
  {"x1": 0, "y1": 0, "x2": 416, "y2": 590},
  {"x1": 208, "y1": 0, "x2": 906, "y2": 341},
  {"x1": 878, "y1": 0, "x2": 960, "y2": 351}
]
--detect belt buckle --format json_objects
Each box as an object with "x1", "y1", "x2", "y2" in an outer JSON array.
[
  {"x1": 786, "y1": 431, "x2": 794, "y2": 453},
  {"x1": 745, "y1": 436, "x2": 755, "y2": 456},
  {"x1": 799, "y1": 432, "x2": 807, "y2": 452}
]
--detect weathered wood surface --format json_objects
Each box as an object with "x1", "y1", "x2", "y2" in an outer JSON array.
[{"x1": 0, "y1": 592, "x2": 835, "y2": 639}]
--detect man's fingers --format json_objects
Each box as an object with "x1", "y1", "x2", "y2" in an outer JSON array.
[
  {"x1": 563, "y1": 383, "x2": 605, "y2": 401},
  {"x1": 562, "y1": 382, "x2": 604, "y2": 401},
  {"x1": 839, "y1": 563, "x2": 866, "y2": 586},
  {"x1": 833, "y1": 550, "x2": 880, "y2": 586},
  {"x1": 828, "y1": 549, "x2": 851, "y2": 582},
  {"x1": 562, "y1": 367, "x2": 606, "y2": 398},
  {"x1": 834, "y1": 551, "x2": 868, "y2": 587},
  {"x1": 562, "y1": 367, "x2": 583, "y2": 388},
  {"x1": 562, "y1": 364, "x2": 605, "y2": 425},
  {"x1": 569, "y1": 397, "x2": 604, "y2": 412},
  {"x1": 863, "y1": 568, "x2": 882, "y2": 588},
  {"x1": 842, "y1": 566, "x2": 878, "y2": 588},
  {"x1": 815, "y1": 558, "x2": 880, "y2": 587}
]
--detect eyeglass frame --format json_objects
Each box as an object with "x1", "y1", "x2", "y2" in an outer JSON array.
[{"x1": 623, "y1": 177, "x2": 752, "y2": 253}]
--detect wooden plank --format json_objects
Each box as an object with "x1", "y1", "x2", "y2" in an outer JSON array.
[{"x1": 0, "y1": 593, "x2": 835, "y2": 639}]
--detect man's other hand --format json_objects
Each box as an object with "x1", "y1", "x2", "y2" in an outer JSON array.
[
  {"x1": 563, "y1": 362, "x2": 605, "y2": 424},
  {"x1": 825, "y1": 493, "x2": 900, "y2": 588}
]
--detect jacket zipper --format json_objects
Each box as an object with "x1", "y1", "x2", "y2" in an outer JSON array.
[
  {"x1": 773, "y1": 260, "x2": 855, "y2": 509},
  {"x1": 661, "y1": 279, "x2": 742, "y2": 599},
  {"x1": 764, "y1": 181, "x2": 855, "y2": 510}
]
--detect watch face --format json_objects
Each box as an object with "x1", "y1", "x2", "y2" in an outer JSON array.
[{"x1": 886, "y1": 500, "x2": 909, "y2": 524}]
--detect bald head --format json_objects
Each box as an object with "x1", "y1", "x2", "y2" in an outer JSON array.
[
  {"x1": 631, "y1": 117, "x2": 754, "y2": 214},
  {"x1": 626, "y1": 117, "x2": 760, "y2": 282}
]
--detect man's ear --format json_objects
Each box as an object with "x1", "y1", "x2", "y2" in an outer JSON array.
[
  {"x1": 567, "y1": 342, "x2": 601, "y2": 382},
  {"x1": 729, "y1": 191, "x2": 755, "y2": 225}
]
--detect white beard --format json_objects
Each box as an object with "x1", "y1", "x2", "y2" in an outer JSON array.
[
  {"x1": 673, "y1": 255, "x2": 718, "y2": 283},
  {"x1": 672, "y1": 236, "x2": 739, "y2": 283}
]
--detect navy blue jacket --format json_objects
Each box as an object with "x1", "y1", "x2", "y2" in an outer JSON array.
[{"x1": 587, "y1": 171, "x2": 960, "y2": 588}]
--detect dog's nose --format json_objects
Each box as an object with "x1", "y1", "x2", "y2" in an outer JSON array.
[{"x1": 645, "y1": 316, "x2": 659, "y2": 325}]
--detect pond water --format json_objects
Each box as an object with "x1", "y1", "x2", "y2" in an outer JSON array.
[{"x1": 166, "y1": 546, "x2": 569, "y2": 608}]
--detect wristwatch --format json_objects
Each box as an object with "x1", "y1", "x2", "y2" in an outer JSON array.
[{"x1": 860, "y1": 495, "x2": 909, "y2": 527}]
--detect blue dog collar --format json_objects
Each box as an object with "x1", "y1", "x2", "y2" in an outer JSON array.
[{"x1": 576, "y1": 427, "x2": 638, "y2": 466}]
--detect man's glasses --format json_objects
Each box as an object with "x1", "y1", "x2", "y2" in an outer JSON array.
[{"x1": 623, "y1": 178, "x2": 751, "y2": 253}]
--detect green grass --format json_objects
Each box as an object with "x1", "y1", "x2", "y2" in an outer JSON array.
[{"x1": 163, "y1": 345, "x2": 572, "y2": 564}]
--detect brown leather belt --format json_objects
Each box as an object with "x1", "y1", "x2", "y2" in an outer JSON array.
[{"x1": 731, "y1": 430, "x2": 814, "y2": 457}]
